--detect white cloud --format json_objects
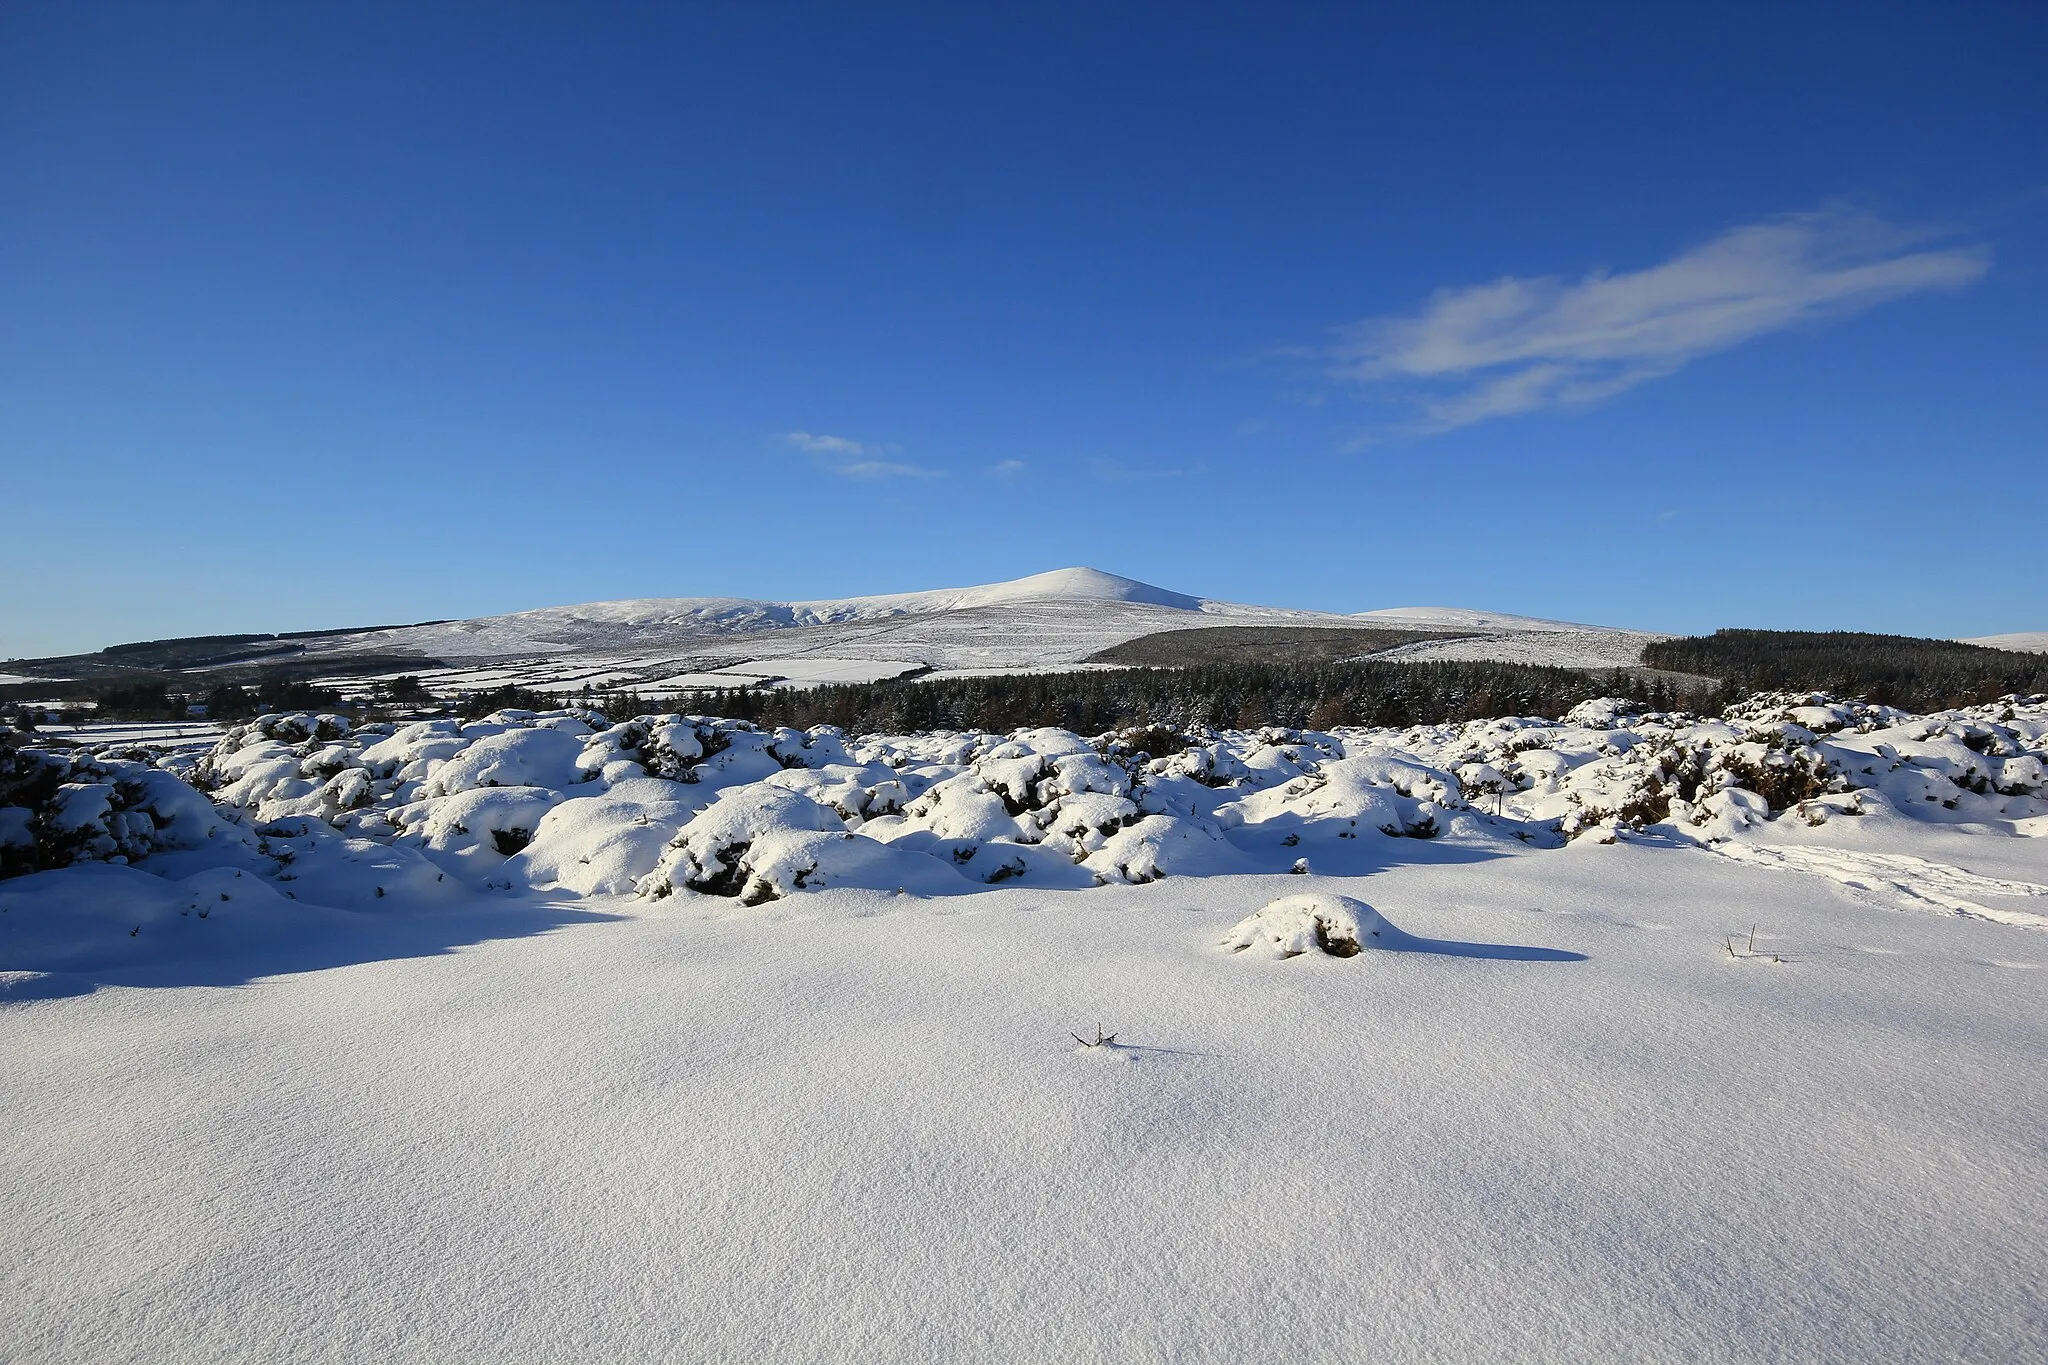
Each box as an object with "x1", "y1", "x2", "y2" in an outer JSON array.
[
  {"x1": 784, "y1": 431, "x2": 876, "y2": 456},
  {"x1": 1087, "y1": 457, "x2": 1206, "y2": 481},
  {"x1": 1330, "y1": 210, "x2": 1989, "y2": 432},
  {"x1": 780, "y1": 431, "x2": 939, "y2": 478},
  {"x1": 833, "y1": 460, "x2": 943, "y2": 480},
  {"x1": 987, "y1": 459, "x2": 1028, "y2": 478}
]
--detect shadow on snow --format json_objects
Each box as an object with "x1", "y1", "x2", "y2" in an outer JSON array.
[
  {"x1": 1374, "y1": 927, "x2": 1587, "y2": 963},
  {"x1": 0, "y1": 871, "x2": 621, "y2": 1000}
]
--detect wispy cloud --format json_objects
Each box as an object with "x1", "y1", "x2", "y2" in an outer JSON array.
[
  {"x1": 1087, "y1": 457, "x2": 1207, "y2": 482},
  {"x1": 784, "y1": 431, "x2": 881, "y2": 456},
  {"x1": 986, "y1": 458, "x2": 1028, "y2": 479},
  {"x1": 833, "y1": 459, "x2": 943, "y2": 479},
  {"x1": 1329, "y1": 209, "x2": 1989, "y2": 433},
  {"x1": 780, "y1": 431, "x2": 940, "y2": 478}
]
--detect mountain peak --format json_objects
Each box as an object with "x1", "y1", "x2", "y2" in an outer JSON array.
[{"x1": 928, "y1": 568, "x2": 1206, "y2": 611}]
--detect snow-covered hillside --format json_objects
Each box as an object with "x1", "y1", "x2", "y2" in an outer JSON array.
[
  {"x1": 219, "y1": 568, "x2": 1670, "y2": 699},
  {"x1": 1356, "y1": 606, "x2": 1635, "y2": 632},
  {"x1": 310, "y1": 568, "x2": 1278, "y2": 661},
  {"x1": 260, "y1": 568, "x2": 1445, "y2": 699},
  {"x1": 1354, "y1": 606, "x2": 1664, "y2": 670}
]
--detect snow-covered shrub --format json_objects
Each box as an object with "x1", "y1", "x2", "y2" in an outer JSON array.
[
  {"x1": 638, "y1": 786, "x2": 849, "y2": 901},
  {"x1": 509, "y1": 780, "x2": 700, "y2": 896},
  {"x1": 0, "y1": 742, "x2": 231, "y2": 879},
  {"x1": 21, "y1": 689, "x2": 2042, "y2": 907},
  {"x1": 251, "y1": 816, "x2": 464, "y2": 909},
  {"x1": 1084, "y1": 814, "x2": 1247, "y2": 885},
  {"x1": 420, "y1": 726, "x2": 590, "y2": 797},
  {"x1": 1221, "y1": 893, "x2": 1389, "y2": 959}
]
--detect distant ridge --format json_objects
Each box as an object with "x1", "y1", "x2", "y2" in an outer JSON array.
[
  {"x1": 1965, "y1": 632, "x2": 2048, "y2": 655},
  {"x1": 1354, "y1": 606, "x2": 1635, "y2": 634}
]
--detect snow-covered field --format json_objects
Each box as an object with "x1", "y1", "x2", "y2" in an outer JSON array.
[
  {"x1": 30, "y1": 721, "x2": 224, "y2": 754},
  {"x1": 4, "y1": 691, "x2": 2046, "y2": 1361},
  {"x1": 1351, "y1": 606, "x2": 1664, "y2": 670}
]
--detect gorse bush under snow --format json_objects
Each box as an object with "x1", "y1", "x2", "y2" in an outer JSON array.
[
  {"x1": 0, "y1": 737, "x2": 230, "y2": 879},
  {"x1": 4, "y1": 691, "x2": 2045, "y2": 914}
]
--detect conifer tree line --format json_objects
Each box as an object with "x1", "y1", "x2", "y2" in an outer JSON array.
[
  {"x1": 599, "y1": 659, "x2": 1705, "y2": 736},
  {"x1": 1642, "y1": 630, "x2": 2048, "y2": 712},
  {"x1": 39, "y1": 630, "x2": 2044, "y2": 730}
]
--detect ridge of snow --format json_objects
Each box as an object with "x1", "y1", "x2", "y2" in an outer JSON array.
[
  {"x1": 1353, "y1": 606, "x2": 1646, "y2": 634},
  {"x1": 1964, "y1": 632, "x2": 2048, "y2": 654}
]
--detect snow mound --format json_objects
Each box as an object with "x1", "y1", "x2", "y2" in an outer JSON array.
[
  {"x1": 508, "y1": 780, "x2": 699, "y2": 896},
  {"x1": 1221, "y1": 892, "x2": 1391, "y2": 958},
  {"x1": 1084, "y1": 814, "x2": 1250, "y2": 885},
  {"x1": 639, "y1": 786, "x2": 856, "y2": 902}
]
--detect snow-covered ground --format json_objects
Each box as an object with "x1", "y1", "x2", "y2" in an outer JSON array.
[
  {"x1": 4, "y1": 850, "x2": 2042, "y2": 1362},
  {"x1": 4, "y1": 692, "x2": 2046, "y2": 1361}
]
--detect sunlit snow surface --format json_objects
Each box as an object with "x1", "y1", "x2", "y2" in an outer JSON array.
[{"x1": 3, "y1": 691, "x2": 2046, "y2": 1362}]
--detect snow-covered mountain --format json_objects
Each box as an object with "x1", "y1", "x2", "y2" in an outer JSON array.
[
  {"x1": 321, "y1": 567, "x2": 1230, "y2": 660},
  {"x1": 261, "y1": 567, "x2": 1664, "y2": 698}
]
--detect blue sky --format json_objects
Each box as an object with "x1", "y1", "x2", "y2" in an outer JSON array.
[{"x1": 3, "y1": 2, "x2": 2043, "y2": 657}]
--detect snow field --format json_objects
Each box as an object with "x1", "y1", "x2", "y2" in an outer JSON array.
[{"x1": 2, "y1": 849, "x2": 2043, "y2": 1363}]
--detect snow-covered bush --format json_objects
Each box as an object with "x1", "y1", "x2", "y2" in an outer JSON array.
[
  {"x1": 1221, "y1": 893, "x2": 1390, "y2": 958},
  {"x1": 13, "y1": 692, "x2": 2044, "y2": 909},
  {"x1": 1, "y1": 741, "x2": 230, "y2": 878}
]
